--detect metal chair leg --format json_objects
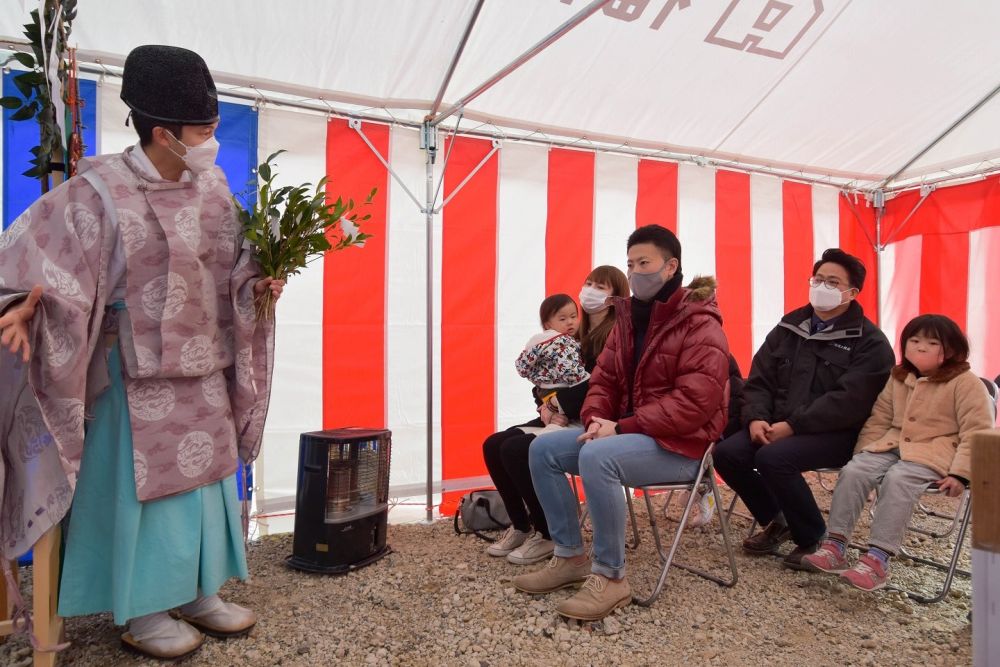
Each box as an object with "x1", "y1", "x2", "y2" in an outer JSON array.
[
  {"x1": 632, "y1": 459, "x2": 737, "y2": 607},
  {"x1": 907, "y1": 493, "x2": 965, "y2": 539},
  {"x1": 886, "y1": 493, "x2": 972, "y2": 604},
  {"x1": 624, "y1": 487, "x2": 641, "y2": 549},
  {"x1": 816, "y1": 470, "x2": 836, "y2": 492}
]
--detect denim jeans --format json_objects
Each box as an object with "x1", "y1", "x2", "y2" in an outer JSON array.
[{"x1": 528, "y1": 427, "x2": 701, "y2": 579}]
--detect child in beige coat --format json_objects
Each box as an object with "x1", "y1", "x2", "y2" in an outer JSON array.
[{"x1": 802, "y1": 314, "x2": 995, "y2": 590}]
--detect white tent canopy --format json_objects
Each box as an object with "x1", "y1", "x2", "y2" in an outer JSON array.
[{"x1": 4, "y1": 0, "x2": 1000, "y2": 190}]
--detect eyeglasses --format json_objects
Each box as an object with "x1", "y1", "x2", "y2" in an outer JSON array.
[{"x1": 808, "y1": 276, "x2": 848, "y2": 290}]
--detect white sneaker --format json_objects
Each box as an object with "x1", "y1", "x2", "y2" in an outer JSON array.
[
  {"x1": 506, "y1": 532, "x2": 555, "y2": 565},
  {"x1": 486, "y1": 526, "x2": 530, "y2": 557}
]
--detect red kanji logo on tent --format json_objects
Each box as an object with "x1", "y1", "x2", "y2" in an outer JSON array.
[{"x1": 706, "y1": 0, "x2": 824, "y2": 59}]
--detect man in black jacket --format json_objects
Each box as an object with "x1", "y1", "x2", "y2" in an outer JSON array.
[{"x1": 714, "y1": 248, "x2": 895, "y2": 568}]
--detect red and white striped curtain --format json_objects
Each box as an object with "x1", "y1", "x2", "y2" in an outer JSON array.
[
  {"x1": 256, "y1": 118, "x2": 998, "y2": 515},
  {"x1": 880, "y1": 178, "x2": 1000, "y2": 378}
]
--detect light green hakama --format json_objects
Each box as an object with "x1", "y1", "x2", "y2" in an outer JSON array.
[{"x1": 58, "y1": 343, "x2": 248, "y2": 625}]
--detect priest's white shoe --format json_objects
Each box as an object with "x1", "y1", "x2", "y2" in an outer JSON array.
[
  {"x1": 177, "y1": 594, "x2": 257, "y2": 638},
  {"x1": 121, "y1": 611, "x2": 205, "y2": 660}
]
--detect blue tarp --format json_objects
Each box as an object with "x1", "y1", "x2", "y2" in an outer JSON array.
[{"x1": 2, "y1": 74, "x2": 98, "y2": 229}]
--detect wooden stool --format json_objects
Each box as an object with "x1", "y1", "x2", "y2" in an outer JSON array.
[{"x1": 0, "y1": 526, "x2": 64, "y2": 667}]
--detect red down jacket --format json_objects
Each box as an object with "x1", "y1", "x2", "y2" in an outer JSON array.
[{"x1": 581, "y1": 276, "x2": 731, "y2": 461}]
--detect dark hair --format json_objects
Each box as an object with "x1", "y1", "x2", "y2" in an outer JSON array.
[
  {"x1": 131, "y1": 112, "x2": 184, "y2": 147},
  {"x1": 539, "y1": 294, "x2": 577, "y2": 333},
  {"x1": 898, "y1": 314, "x2": 969, "y2": 375},
  {"x1": 580, "y1": 265, "x2": 629, "y2": 366},
  {"x1": 812, "y1": 248, "x2": 866, "y2": 291},
  {"x1": 627, "y1": 224, "x2": 682, "y2": 271}
]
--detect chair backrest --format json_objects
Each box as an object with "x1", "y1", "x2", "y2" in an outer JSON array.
[{"x1": 981, "y1": 376, "x2": 999, "y2": 421}]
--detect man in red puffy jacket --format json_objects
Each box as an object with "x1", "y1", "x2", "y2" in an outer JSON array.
[{"x1": 512, "y1": 225, "x2": 731, "y2": 621}]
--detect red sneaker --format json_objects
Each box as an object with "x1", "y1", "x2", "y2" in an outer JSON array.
[
  {"x1": 839, "y1": 553, "x2": 889, "y2": 591},
  {"x1": 801, "y1": 540, "x2": 849, "y2": 574}
]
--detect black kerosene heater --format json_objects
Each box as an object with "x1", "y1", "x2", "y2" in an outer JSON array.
[{"x1": 286, "y1": 428, "x2": 392, "y2": 573}]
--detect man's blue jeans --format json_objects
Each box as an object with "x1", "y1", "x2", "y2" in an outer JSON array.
[{"x1": 528, "y1": 427, "x2": 701, "y2": 579}]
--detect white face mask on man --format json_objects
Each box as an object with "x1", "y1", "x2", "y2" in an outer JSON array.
[
  {"x1": 166, "y1": 130, "x2": 220, "y2": 174},
  {"x1": 808, "y1": 278, "x2": 854, "y2": 312}
]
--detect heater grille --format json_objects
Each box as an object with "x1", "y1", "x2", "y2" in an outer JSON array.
[{"x1": 324, "y1": 432, "x2": 391, "y2": 523}]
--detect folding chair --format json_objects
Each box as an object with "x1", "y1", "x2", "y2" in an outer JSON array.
[
  {"x1": 571, "y1": 475, "x2": 641, "y2": 549},
  {"x1": 631, "y1": 443, "x2": 738, "y2": 606},
  {"x1": 880, "y1": 485, "x2": 973, "y2": 603}
]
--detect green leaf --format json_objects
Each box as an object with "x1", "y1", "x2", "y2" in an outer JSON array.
[
  {"x1": 13, "y1": 74, "x2": 34, "y2": 99},
  {"x1": 20, "y1": 71, "x2": 46, "y2": 86},
  {"x1": 0, "y1": 96, "x2": 22, "y2": 110},
  {"x1": 9, "y1": 103, "x2": 37, "y2": 121},
  {"x1": 258, "y1": 162, "x2": 271, "y2": 182},
  {"x1": 264, "y1": 149, "x2": 286, "y2": 164},
  {"x1": 12, "y1": 52, "x2": 35, "y2": 68}
]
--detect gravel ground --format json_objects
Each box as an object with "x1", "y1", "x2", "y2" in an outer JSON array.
[{"x1": 1, "y1": 480, "x2": 973, "y2": 666}]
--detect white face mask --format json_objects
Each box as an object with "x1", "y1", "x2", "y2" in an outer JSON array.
[
  {"x1": 809, "y1": 283, "x2": 846, "y2": 312},
  {"x1": 167, "y1": 131, "x2": 220, "y2": 174},
  {"x1": 578, "y1": 285, "x2": 611, "y2": 314}
]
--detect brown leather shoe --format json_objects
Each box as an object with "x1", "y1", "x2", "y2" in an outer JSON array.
[
  {"x1": 555, "y1": 574, "x2": 631, "y2": 621},
  {"x1": 742, "y1": 521, "x2": 792, "y2": 555},
  {"x1": 512, "y1": 556, "x2": 590, "y2": 594},
  {"x1": 782, "y1": 542, "x2": 819, "y2": 570}
]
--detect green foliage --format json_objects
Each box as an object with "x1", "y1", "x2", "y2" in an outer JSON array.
[
  {"x1": 235, "y1": 150, "x2": 377, "y2": 318},
  {"x1": 0, "y1": 0, "x2": 79, "y2": 179}
]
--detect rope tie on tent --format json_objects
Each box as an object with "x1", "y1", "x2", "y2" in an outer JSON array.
[{"x1": 1, "y1": 560, "x2": 71, "y2": 654}]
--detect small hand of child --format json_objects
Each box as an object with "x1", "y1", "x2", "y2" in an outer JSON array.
[
  {"x1": 549, "y1": 411, "x2": 569, "y2": 427},
  {"x1": 936, "y1": 476, "x2": 965, "y2": 498},
  {"x1": 538, "y1": 403, "x2": 553, "y2": 426}
]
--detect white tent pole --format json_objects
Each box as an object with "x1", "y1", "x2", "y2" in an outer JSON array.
[
  {"x1": 873, "y1": 190, "x2": 885, "y2": 325},
  {"x1": 421, "y1": 121, "x2": 438, "y2": 524},
  {"x1": 428, "y1": 0, "x2": 485, "y2": 119},
  {"x1": 881, "y1": 81, "x2": 1000, "y2": 189},
  {"x1": 429, "y1": 0, "x2": 612, "y2": 127}
]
